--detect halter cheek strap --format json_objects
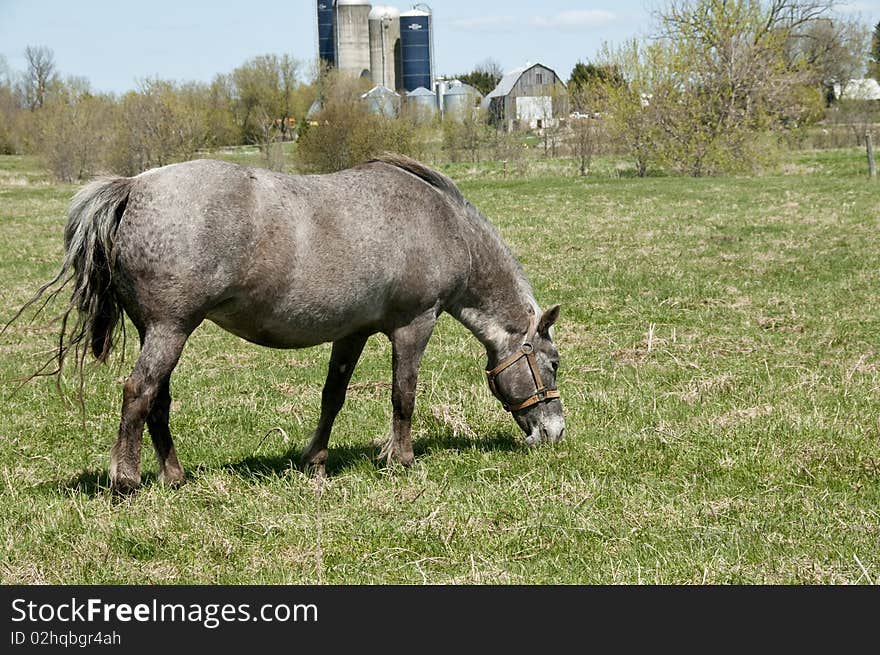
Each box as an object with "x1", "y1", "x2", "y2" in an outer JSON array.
[{"x1": 486, "y1": 341, "x2": 561, "y2": 413}]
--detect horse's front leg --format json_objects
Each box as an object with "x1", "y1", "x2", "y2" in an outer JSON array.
[{"x1": 384, "y1": 309, "x2": 437, "y2": 467}]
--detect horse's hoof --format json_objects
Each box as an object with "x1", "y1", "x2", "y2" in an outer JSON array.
[
  {"x1": 160, "y1": 469, "x2": 186, "y2": 488},
  {"x1": 308, "y1": 462, "x2": 327, "y2": 479},
  {"x1": 110, "y1": 477, "x2": 140, "y2": 496},
  {"x1": 301, "y1": 452, "x2": 328, "y2": 479},
  {"x1": 390, "y1": 451, "x2": 415, "y2": 468}
]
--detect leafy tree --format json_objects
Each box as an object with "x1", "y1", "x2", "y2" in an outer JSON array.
[
  {"x1": 231, "y1": 54, "x2": 302, "y2": 144},
  {"x1": 296, "y1": 72, "x2": 414, "y2": 173},
  {"x1": 0, "y1": 56, "x2": 21, "y2": 154},
  {"x1": 869, "y1": 20, "x2": 880, "y2": 80},
  {"x1": 34, "y1": 78, "x2": 114, "y2": 181},
  {"x1": 599, "y1": 0, "x2": 838, "y2": 177},
  {"x1": 442, "y1": 106, "x2": 491, "y2": 163},
  {"x1": 568, "y1": 61, "x2": 625, "y2": 113},
  {"x1": 596, "y1": 40, "x2": 667, "y2": 177},
  {"x1": 104, "y1": 79, "x2": 213, "y2": 175},
  {"x1": 456, "y1": 59, "x2": 503, "y2": 96}
]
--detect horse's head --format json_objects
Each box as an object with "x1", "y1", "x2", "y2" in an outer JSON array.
[{"x1": 487, "y1": 304, "x2": 565, "y2": 445}]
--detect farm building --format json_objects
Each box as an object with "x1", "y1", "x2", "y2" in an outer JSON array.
[
  {"x1": 834, "y1": 78, "x2": 880, "y2": 101},
  {"x1": 483, "y1": 62, "x2": 568, "y2": 131}
]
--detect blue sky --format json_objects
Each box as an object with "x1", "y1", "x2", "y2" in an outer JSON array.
[{"x1": 1, "y1": 0, "x2": 877, "y2": 93}]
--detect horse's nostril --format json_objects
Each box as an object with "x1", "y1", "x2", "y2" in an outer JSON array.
[{"x1": 557, "y1": 427, "x2": 565, "y2": 442}]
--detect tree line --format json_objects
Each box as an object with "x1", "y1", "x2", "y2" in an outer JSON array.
[
  {"x1": 566, "y1": 0, "x2": 875, "y2": 176},
  {"x1": 0, "y1": 47, "x2": 316, "y2": 180},
  {"x1": 0, "y1": 0, "x2": 876, "y2": 180}
]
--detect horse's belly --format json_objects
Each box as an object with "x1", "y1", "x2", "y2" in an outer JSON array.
[{"x1": 205, "y1": 292, "x2": 385, "y2": 349}]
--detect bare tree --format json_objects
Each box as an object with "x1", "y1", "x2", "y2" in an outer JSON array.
[
  {"x1": 789, "y1": 16, "x2": 869, "y2": 102},
  {"x1": 21, "y1": 45, "x2": 59, "y2": 110},
  {"x1": 442, "y1": 106, "x2": 490, "y2": 163},
  {"x1": 34, "y1": 77, "x2": 113, "y2": 181},
  {"x1": 568, "y1": 89, "x2": 601, "y2": 175}
]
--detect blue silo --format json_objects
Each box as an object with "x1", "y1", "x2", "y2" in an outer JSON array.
[
  {"x1": 400, "y1": 7, "x2": 432, "y2": 92},
  {"x1": 317, "y1": 1, "x2": 335, "y2": 66}
]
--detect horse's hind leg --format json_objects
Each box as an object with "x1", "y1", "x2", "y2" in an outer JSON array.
[
  {"x1": 302, "y1": 333, "x2": 369, "y2": 476},
  {"x1": 384, "y1": 310, "x2": 437, "y2": 467},
  {"x1": 110, "y1": 324, "x2": 188, "y2": 494},
  {"x1": 147, "y1": 377, "x2": 186, "y2": 487}
]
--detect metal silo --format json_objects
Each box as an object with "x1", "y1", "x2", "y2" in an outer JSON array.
[
  {"x1": 369, "y1": 6, "x2": 400, "y2": 91},
  {"x1": 442, "y1": 81, "x2": 483, "y2": 120},
  {"x1": 334, "y1": 0, "x2": 373, "y2": 79},
  {"x1": 400, "y1": 6, "x2": 433, "y2": 92},
  {"x1": 316, "y1": 1, "x2": 335, "y2": 66},
  {"x1": 362, "y1": 85, "x2": 400, "y2": 117},
  {"x1": 405, "y1": 86, "x2": 437, "y2": 123}
]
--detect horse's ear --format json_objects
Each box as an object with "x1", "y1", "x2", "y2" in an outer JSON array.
[{"x1": 537, "y1": 304, "x2": 561, "y2": 336}]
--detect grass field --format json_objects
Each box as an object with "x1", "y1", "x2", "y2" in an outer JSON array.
[{"x1": 1, "y1": 149, "x2": 878, "y2": 584}]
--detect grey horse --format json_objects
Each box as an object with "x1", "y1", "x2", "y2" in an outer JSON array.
[{"x1": 14, "y1": 154, "x2": 564, "y2": 493}]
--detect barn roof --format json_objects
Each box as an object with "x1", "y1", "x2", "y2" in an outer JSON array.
[{"x1": 484, "y1": 62, "x2": 565, "y2": 100}]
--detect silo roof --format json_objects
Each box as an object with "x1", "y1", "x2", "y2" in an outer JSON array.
[
  {"x1": 362, "y1": 85, "x2": 400, "y2": 98},
  {"x1": 369, "y1": 5, "x2": 400, "y2": 19},
  {"x1": 336, "y1": 0, "x2": 371, "y2": 5},
  {"x1": 407, "y1": 87, "x2": 436, "y2": 97},
  {"x1": 400, "y1": 8, "x2": 430, "y2": 17},
  {"x1": 445, "y1": 82, "x2": 482, "y2": 97}
]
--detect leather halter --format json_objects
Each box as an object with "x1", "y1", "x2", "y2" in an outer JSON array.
[{"x1": 485, "y1": 323, "x2": 561, "y2": 413}]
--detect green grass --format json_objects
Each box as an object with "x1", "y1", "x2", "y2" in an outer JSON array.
[{"x1": 1, "y1": 149, "x2": 878, "y2": 584}]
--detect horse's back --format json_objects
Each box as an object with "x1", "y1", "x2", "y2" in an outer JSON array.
[{"x1": 113, "y1": 159, "x2": 470, "y2": 345}]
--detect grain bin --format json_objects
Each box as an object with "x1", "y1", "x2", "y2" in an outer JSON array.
[
  {"x1": 361, "y1": 85, "x2": 400, "y2": 117},
  {"x1": 405, "y1": 86, "x2": 437, "y2": 123},
  {"x1": 442, "y1": 81, "x2": 483, "y2": 120}
]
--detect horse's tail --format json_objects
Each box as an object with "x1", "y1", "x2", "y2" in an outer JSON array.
[
  {"x1": 63, "y1": 177, "x2": 133, "y2": 362},
  {"x1": 2, "y1": 176, "x2": 134, "y2": 385}
]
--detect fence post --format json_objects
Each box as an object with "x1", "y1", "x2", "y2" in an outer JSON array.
[{"x1": 868, "y1": 132, "x2": 877, "y2": 179}]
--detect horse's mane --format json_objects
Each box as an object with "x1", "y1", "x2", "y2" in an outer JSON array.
[
  {"x1": 368, "y1": 153, "x2": 539, "y2": 317},
  {"x1": 368, "y1": 153, "x2": 469, "y2": 208}
]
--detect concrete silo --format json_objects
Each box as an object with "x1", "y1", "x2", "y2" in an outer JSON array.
[
  {"x1": 316, "y1": 1, "x2": 336, "y2": 66},
  {"x1": 369, "y1": 6, "x2": 400, "y2": 91},
  {"x1": 399, "y1": 6, "x2": 433, "y2": 92},
  {"x1": 334, "y1": 0, "x2": 373, "y2": 79}
]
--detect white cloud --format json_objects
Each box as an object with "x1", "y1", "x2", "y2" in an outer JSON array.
[
  {"x1": 449, "y1": 15, "x2": 517, "y2": 31},
  {"x1": 529, "y1": 10, "x2": 617, "y2": 30},
  {"x1": 834, "y1": 1, "x2": 878, "y2": 14}
]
